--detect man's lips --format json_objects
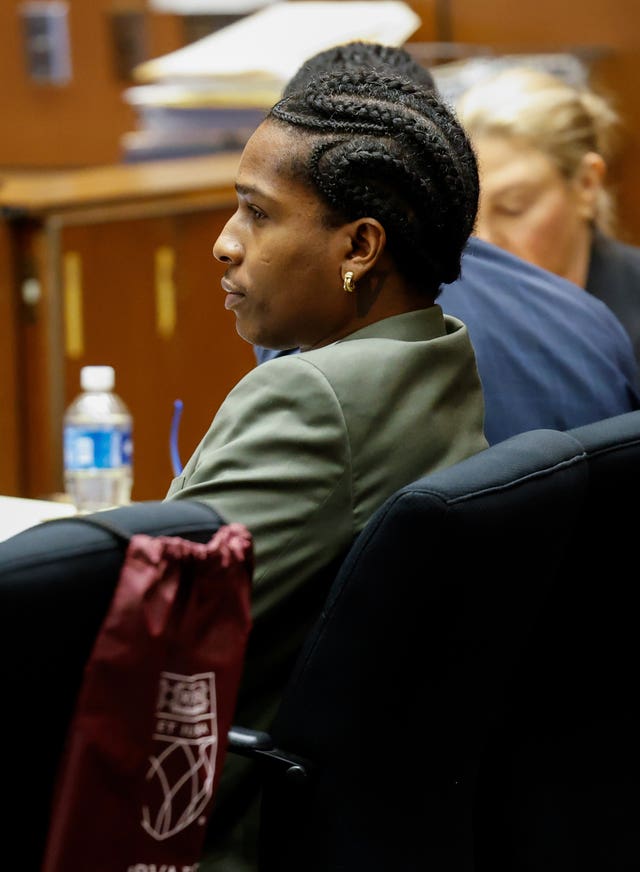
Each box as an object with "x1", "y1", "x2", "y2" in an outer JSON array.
[{"x1": 221, "y1": 277, "x2": 245, "y2": 310}]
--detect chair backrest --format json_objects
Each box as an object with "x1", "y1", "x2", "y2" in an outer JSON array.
[
  {"x1": 0, "y1": 499, "x2": 224, "y2": 871},
  {"x1": 256, "y1": 412, "x2": 640, "y2": 872},
  {"x1": 474, "y1": 409, "x2": 640, "y2": 872}
]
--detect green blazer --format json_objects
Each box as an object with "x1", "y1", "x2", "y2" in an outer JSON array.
[
  {"x1": 166, "y1": 306, "x2": 487, "y2": 862},
  {"x1": 167, "y1": 306, "x2": 486, "y2": 619}
]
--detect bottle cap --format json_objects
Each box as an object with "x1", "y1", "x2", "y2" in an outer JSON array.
[{"x1": 80, "y1": 365, "x2": 115, "y2": 392}]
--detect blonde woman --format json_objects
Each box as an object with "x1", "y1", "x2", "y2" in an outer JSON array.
[{"x1": 457, "y1": 66, "x2": 640, "y2": 370}]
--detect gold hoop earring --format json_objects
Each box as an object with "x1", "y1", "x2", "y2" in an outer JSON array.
[{"x1": 343, "y1": 271, "x2": 356, "y2": 293}]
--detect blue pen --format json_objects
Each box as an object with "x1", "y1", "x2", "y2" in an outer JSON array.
[{"x1": 170, "y1": 399, "x2": 184, "y2": 476}]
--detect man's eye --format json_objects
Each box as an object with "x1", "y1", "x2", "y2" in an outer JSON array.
[{"x1": 248, "y1": 205, "x2": 266, "y2": 220}]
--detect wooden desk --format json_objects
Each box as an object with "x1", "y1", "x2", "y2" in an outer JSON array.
[{"x1": 0, "y1": 153, "x2": 256, "y2": 501}]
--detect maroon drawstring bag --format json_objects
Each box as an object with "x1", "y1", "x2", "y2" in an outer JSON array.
[{"x1": 42, "y1": 522, "x2": 253, "y2": 872}]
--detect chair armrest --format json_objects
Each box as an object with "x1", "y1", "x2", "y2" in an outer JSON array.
[{"x1": 227, "y1": 726, "x2": 311, "y2": 783}]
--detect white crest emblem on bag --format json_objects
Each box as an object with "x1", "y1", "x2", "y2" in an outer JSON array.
[{"x1": 142, "y1": 671, "x2": 218, "y2": 840}]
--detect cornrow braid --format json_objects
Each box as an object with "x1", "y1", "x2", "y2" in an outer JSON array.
[
  {"x1": 268, "y1": 68, "x2": 479, "y2": 294},
  {"x1": 282, "y1": 41, "x2": 436, "y2": 98}
]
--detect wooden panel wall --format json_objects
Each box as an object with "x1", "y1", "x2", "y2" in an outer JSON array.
[
  {"x1": 0, "y1": 223, "x2": 21, "y2": 495},
  {"x1": 53, "y1": 208, "x2": 256, "y2": 501},
  {"x1": 0, "y1": 0, "x2": 183, "y2": 168}
]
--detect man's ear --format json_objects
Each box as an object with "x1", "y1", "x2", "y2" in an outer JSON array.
[
  {"x1": 343, "y1": 217, "x2": 386, "y2": 281},
  {"x1": 574, "y1": 151, "x2": 606, "y2": 221}
]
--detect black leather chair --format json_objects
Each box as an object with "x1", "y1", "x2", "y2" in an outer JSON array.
[
  {"x1": 238, "y1": 411, "x2": 640, "y2": 872},
  {"x1": 472, "y1": 409, "x2": 640, "y2": 872},
  {"x1": 0, "y1": 499, "x2": 224, "y2": 871}
]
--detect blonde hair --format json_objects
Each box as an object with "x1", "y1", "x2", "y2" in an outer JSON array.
[{"x1": 456, "y1": 66, "x2": 621, "y2": 235}]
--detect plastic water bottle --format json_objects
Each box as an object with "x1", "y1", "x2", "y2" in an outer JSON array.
[{"x1": 63, "y1": 365, "x2": 133, "y2": 511}]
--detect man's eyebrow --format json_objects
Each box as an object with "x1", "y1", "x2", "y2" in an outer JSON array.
[
  {"x1": 236, "y1": 181, "x2": 279, "y2": 209},
  {"x1": 235, "y1": 183, "x2": 260, "y2": 197}
]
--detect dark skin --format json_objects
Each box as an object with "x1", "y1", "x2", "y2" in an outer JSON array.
[{"x1": 213, "y1": 119, "x2": 435, "y2": 352}]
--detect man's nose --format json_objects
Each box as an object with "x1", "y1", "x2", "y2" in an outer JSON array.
[{"x1": 213, "y1": 222, "x2": 242, "y2": 263}]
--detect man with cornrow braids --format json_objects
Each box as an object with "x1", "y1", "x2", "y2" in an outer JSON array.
[
  {"x1": 255, "y1": 43, "x2": 640, "y2": 445},
  {"x1": 167, "y1": 60, "x2": 487, "y2": 870}
]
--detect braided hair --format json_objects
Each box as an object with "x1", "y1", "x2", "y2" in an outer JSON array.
[
  {"x1": 282, "y1": 41, "x2": 436, "y2": 98},
  {"x1": 268, "y1": 68, "x2": 479, "y2": 296}
]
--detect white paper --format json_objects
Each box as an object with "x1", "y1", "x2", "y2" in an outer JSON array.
[
  {"x1": 134, "y1": 1, "x2": 421, "y2": 85},
  {"x1": 0, "y1": 495, "x2": 77, "y2": 543}
]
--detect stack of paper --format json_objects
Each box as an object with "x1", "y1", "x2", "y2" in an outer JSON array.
[
  {"x1": 0, "y1": 496, "x2": 77, "y2": 543},
  {"x1": 121, "y1": 83, "x2": 269, "y2": 161},
  {"x1": 134, "y1": 1, "x2": 420, "y2": 90},
  {"x1": 120, "y1": 1, "x2": 421, "y2": 162}
]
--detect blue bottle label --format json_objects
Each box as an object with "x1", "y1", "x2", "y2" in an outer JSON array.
[{"x1": 64, "y1": 426, "x2": 133, "y2": 470}]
